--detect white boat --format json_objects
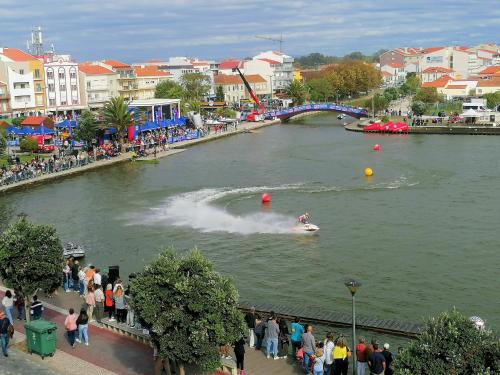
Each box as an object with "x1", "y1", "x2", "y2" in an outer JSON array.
[
  {"x1": 63, "y1": 242, "x2": 86, "y2": 259},
  {"x1": 293, "y1": 223, "x2": 320, "y2": 233},
  {"x1": 337, "y1": 114, "x2": 346, "y2": 120}
]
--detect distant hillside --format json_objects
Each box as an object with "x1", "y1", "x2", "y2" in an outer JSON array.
[{"x1": 295, "y1": 50, "x2": 388, "y2": 68}]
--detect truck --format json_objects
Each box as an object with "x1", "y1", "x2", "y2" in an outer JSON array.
[{"x1": 29, "y1": 135, "x2": 55, "y2": 152}]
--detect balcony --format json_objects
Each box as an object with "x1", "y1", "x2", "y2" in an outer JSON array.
[{"x1": 0, "y1": 92, "x2": 10, "y2": 100}]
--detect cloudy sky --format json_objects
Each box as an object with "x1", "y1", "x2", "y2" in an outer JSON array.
[{"x1": 1, "y1": 0, "x2": 499, "y2": 63}]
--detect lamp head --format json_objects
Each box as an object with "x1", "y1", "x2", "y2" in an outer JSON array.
[{"x1": 345, "y1": 279, "x2": 361, "y2": 295}]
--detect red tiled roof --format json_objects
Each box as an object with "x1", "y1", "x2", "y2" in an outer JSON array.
[
  {"x1": 422, "y1": 75, "x2": 453, "y2": 88},
  {"x1": 102, "y1": 60, "x2": 131, "y2": 69},
  {"x1": 21, "y1": 116, "x2": 54, "y2": 128},
  {"x1": 477, "y1": 77, "x2": 500, "y2": 87},
  {"x1": 214, "y1": 74, "x2": 266, "y2": 85},
  {"x1": 454, "y1": 46, "x2": 470, "y2": 52},
  {"x1": 422, "y1": 66, "x2": 454, "y2": 73},
  {"x1": 134, "y1": 65, "x2": 170, "y2": 77},
  {"x1": 446, "y1": 84, "x2": 467, "y2": 89},
  {"x1": 479, "y1": 65, "x2": 500, "y2": 75},
  {"x1": 421, "y1": 47, "x2": 444, "y2": 55},
  {"x1": 385, "y1": 62, "x2": 403, "y2": 68},
  {"x1": 478, "y1": 49, "x2": 497, "y2": 54},
  {"x1": 382, "y1": 71, "x2": 393, "y2": 77},
  {"x1": 258, "y1": 58, "x2": 280, "y2": 65},
  {"x1": 79, "y1": 64, "x2": 115, "y2": 75},
  {"x1": 218, "y1": 59, "x2": 242, "y2": 70},
  {"x1": 0, "y1": 48, "x2": 38, "y2": 62}
]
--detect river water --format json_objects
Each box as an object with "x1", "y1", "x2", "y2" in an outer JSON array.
[{"x1": 1, "y1": 114, "x2": 498, "y2": 330}]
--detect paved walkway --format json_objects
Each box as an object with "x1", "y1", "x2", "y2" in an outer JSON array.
[{"x1": 1, "y1": 287, "x2": 306, "y2": 374}]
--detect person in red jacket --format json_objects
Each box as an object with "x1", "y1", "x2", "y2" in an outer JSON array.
[{"x1": 104, "y1": 284, "x2": 115, "y2": 321}]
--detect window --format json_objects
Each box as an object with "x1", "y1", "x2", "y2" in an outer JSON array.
[
  {"x1": 69, "y1": 68, "x2": 77, "y2": 79},
  {"x1": 35, "y1": 83, "x2": 42, "y2": 92},
  {"x1": 49, "y1": 98, "x2": 56, "y2": 106},
  {"x1": 48, "y1": 83, "x2": 55, "y2": 92},
  {"x1": 87, "y1": 82, "x2": 91, "y2": 89},
  {"x1": 34, "y1": 69, "x2": 40, "y2": 78},
  {"x1": 60, "y1": 101, "x2": 67, "y2": 106},
  {"x1": 59, "y1": 71, "x2": 65, "y2": 80},
  {"x1": 47, "y1": 69, "x2": 54, "y2": 79},
  {"x1": 19, "y1": 69, "x2": 24, "y2": 75},
  {"x1": 60, "y1": 84, "x2": 66, "y2": 91},
  {"x1": 71, "y1": 84, "x2": 77, "y2": 92}
]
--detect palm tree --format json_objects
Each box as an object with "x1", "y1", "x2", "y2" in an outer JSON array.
[{"x1": 102, "y1": 96, "x2": 132, "y2": 151}]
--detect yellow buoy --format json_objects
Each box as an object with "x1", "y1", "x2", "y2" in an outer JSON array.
[{"x1": 364, "y1": 167, "x2": 373, "y2": 177}]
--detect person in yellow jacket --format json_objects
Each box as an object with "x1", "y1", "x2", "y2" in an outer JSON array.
[{"x1": 332, "y1": 336, "x2": 351, "y2": 375}]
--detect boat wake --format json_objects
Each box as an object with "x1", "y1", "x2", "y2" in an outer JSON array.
[
  {"x1": 132, "y1": 176, "x2": 417, "y2": 235},
  {"x1": 145, "y1": 185, "x2": 299, "y2": 235}
]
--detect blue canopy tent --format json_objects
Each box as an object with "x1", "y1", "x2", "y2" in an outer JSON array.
[
  {"x1": 56, "y1": 119, "x2": 77, "y2": 129},
  {"x1": 6, "y1": 126, "x2": 23, "y2": 135},
  {"x1": 19, "y1": 127, "x2": 35, "y2": 136},
  {"x1": 33, "y1": 125, "x2": 55, "y2": 135}
]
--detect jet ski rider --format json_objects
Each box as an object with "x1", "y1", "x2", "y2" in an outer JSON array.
[{"x1": 298, "y1": 212, "x2": 310, "y2": 224}]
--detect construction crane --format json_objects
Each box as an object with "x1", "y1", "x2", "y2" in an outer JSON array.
[{"x1": 255, "y1": 34, "x2": 284, "y2": 52}]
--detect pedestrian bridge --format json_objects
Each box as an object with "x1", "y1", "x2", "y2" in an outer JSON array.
[{"x1": 267, "y1": 103, "x2": 369, "y2": 120}]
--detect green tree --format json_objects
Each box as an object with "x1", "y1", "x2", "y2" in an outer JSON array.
[
  {"x1": 11, "y1": 116, "x2": 25, "y2": 127},
  {"x1": 73, "y1": 110, "x2": 98, "y2": 147},
  {"x1": 306, "y1": 78, "x2": 333, "y2": 102},
  {"x1": 411, "y1": 100, "x2": 427, "y2": 116},
  {"x1": 365, "y1": 93, "x2": 389, "y2": 114},
  {"x1": 0, "y1": 217, "x2": 63, "y2": 321},
  {"x1": 20, "y1": 137, "x2": 38, "y2": 153},
  {"x1": 0, "y1": 128, "x2": 7, "y2": 155},
  {"x1": 286, "y1": 79, "x2": 307, "y2": 105},
  {"x1": 102, "y1": 96, "x2": 132, "y2": 150},
  {"x1": 415, "y1": 87, "x2": 442, "y2": 104},
  {"x1": 155, "y1": 80, "x2": 184, "y2": 100},
  {"x1": 483, "y1": 92, "x2": 500, "y2": 110},
  {"x1": 130, "y1": 249, "x2": 245, "y2": 375},
  {"x1": 215, "y1": 85, "x2": 225, "y2": 102},
  {"x1": 384, "y1": 87, "x2": 400, "y2": 101},
  {"x1": 400, "y1": 73, "x2": 421, "y2": 96},
  {"x1": 180, "y1": 73, "x2": 210, "y2": 101},
  {"x1": 394, "y1": 310, "x2": 500, "y2": 375},
  {"x1": 214, "y1": 107, "x2": 236, "y2": 118}
]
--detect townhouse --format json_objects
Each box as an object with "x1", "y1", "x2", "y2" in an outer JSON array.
[
  {"x1": 78, "y1": 63, "x2": 119, "y2": 109},
  {"x1": 214, "y1": 74, "x2": 269, "y2": 105}
]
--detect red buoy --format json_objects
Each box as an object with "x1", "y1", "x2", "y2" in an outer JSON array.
[
  {"x1": 261, "y1": 193, "x2": 271, "y2": 203},
  {"x1": 373, "y1": 144, "x2": 381, "y2": 151}
]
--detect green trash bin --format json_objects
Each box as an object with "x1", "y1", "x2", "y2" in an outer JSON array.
[{"x1": 24, "y1": 319, "x2": 57, "y2": 359}]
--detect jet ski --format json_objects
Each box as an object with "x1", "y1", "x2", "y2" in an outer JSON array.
[
  {"x1": 63, "y1": 242, "x2": 86, "y2": 259},
  {"x1": 293, "y1": 223, "x2": 320, "y2": 233}
]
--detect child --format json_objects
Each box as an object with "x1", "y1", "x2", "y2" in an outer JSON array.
[{"x1": 313, "y1": 347, "x2": 325, "y2": 375}]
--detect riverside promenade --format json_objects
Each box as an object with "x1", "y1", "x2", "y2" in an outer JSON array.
[
  {"x1": 0, "y1": 118, "x2": 280, "y2": 194},
  {"x1": 0, "y1": 287, "x2": 302, "y2": 375}
]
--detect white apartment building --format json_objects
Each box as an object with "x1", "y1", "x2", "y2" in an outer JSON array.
[
  {"x1": 78, "y1": 63, "x2": 119, "y2": 109},
  {"x1": 418, "y1": 47, "x2": 471, "y2": 79},
  {"x1": 380, "y1": 63, "x2": 406, "y2": 86},
  {"x1": 0, "y1": 48, "x2": 45, "y2": 116},
  {"x1": 44, "y1": 54, "x2": 85, "y2": 115},
  {"x1": 249, "y1": 51, "x2": 294, "y2": 92}
]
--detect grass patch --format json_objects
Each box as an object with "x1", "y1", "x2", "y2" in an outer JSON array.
[{"x1": 0, "y1": 154, "x2": 35, "y2": 168}]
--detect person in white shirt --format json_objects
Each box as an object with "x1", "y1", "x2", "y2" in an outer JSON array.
[
  {"x1": 93, "y1": 268, "x2": 102, "y2": 288},
  {"x1": 1, "y1": 290, "x2": 14, "y2": 325},
  {"x1": 324, "y1": 333, "x2": 335, "y2": 375}
]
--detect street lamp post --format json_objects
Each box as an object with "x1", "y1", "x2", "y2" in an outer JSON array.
[{"x1": 345, "y1": 279, "x2": 361, "y2": 375}]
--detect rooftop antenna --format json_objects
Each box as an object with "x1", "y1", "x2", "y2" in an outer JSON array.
[
  {"x1": 27, "y1": 26, "x2": 44, "y2": 56},
  {"x1": 255, "y1": 34, "x2": 284, "y2": 53}
]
